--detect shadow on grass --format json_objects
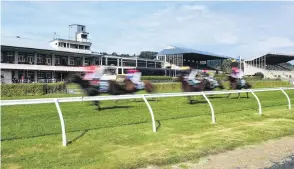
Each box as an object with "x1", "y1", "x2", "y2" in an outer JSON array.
[
  {"x1": 132, "y1": 99, "x2": 160, "y2": 103},
  {"x1": 99, "y1": 105, "x2": 133, "y2": 111},
  {"x1": 67, "y1": 129, "x2": 89, "y2": 145},
  {"x1": 156, "y1": 120, "x2": 161, "y2": 131}
]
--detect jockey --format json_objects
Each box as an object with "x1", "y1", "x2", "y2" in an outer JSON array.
[
  {"x1": 202, "y1": 69, "x2": 217, "y2": 88},
  {"x1": 126, "y1": 69, "x2": 141, "y2": 85},
  {"x1": 83, "y1": 65, "x2": 105, "y2": 85},
  {"x1": 83, "y1": 65, "x2": 97, "y2": 81},
  {"x1": 231, "y1": 67, "x2": 245, "y2": 86},
  {"x1": 202, "y1": 69, "x2": 210, "y2": 77},
  {"x1": 231, "y1": 67, "x2": 244, "y2": 79},
  {"x1": 182, "y1": 67, "x2": 201, "y2": 86}
]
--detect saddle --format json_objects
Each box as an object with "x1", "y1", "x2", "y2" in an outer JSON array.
[
  {"x1": 236, "y1": 79, "x2": 246, "y2": 87},
  {"x1": 186, "y1": 79, "x2": 201, "y2": 86}
]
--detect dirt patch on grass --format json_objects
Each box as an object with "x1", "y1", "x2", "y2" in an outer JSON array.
[
  {"x1": 141, "y1": 136, "x2": 294, "y2": 169},
  {"x1": 3, "y1": 163, "x2": 22, "y2": 169}
]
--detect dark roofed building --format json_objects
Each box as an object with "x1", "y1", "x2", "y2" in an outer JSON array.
[{"x1": 157, "y1": 46, "x2": 230, "y2": 71}]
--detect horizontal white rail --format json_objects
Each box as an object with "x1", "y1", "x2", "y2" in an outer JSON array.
[
  {"x1": 1, "y1": 87, "x2": 294, "y2": 106},
  {"x1": 2, "y1": 87, "x2": 293, "y2": 147}
]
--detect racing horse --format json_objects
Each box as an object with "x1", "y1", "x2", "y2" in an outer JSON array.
[
  {"x1": 226, "y1": 75, "x2": 252, "y2": 99},
  {"x1": 65, "y1": 74, "x2": 155, "y2": 110},
  {"x1": 178, "y1": 73, "x2": 209, "y2": 104},
  {"x1": 107, "y1": 74, "x2": 155, "y2": 95}
]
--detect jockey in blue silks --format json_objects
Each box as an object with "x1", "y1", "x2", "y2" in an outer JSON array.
[
  {"x1": 126, "y1": 69, "x2": 144, "y2": 89},
  {"x1": 182, "y1": 67, "x2": 201, "y2": 86}
]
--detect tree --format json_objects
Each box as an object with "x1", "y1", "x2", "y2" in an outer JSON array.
[
  {"x1": 221, "y1": 59, "x2": 232, "y2": 73},
  {"x1": 120, "y1": 54, "x2": 131, "y2": 57},
  {"x1": 111, "y1": 52, "x2": 118, "y2": 56},
  {"x1": 139, "y1": 51, "x2": 158, "y2": 60}
]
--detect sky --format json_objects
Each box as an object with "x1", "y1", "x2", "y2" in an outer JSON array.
[{"x1": 1, "y1": 1, "x2": 294, "y2": 61}]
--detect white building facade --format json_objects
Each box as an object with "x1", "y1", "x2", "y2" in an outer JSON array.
[{"x1": 0, "y1": 24, "x2": 164, "y2": 84}]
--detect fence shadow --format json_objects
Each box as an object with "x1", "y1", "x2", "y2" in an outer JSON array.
[{"x1": 67, "y1": 129, "x2": 89, "y2": 145}]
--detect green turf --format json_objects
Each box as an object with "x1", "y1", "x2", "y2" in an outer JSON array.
[{"x1": 1, "y1": 86, "x2": 294, "y2": 169}]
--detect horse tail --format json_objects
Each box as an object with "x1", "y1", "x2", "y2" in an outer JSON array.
[
  {"x1": 245, "y1": 82, "x2": 252, "y2": 89},
  {"x1": 217, "y1": 79, "x2": 225, "y2": 89},
  {"x1": 143, "y1": 80, "x2": 155, "y2": 93}
]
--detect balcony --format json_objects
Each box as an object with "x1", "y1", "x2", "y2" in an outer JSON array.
[{"x1": 1, "y1": 63, "x2": 84, "y2": 72}]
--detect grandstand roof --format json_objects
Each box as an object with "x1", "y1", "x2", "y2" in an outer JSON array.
[
  {"x1": 245, "y1": 53, "x2": 294, "y2": 64},
  {"x1": 158, "y1": 46, "x2": 230, "y2": 60}
]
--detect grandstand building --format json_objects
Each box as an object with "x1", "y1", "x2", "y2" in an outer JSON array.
[
  {"x1": 244, "y1": 53, "x2": 294, "y2": 79},
  {"x1": 157, "y1": 46, "x2": 229, "y2": 76},
  {"x1": 1, "y1": 24, "x2": 164, "y2": 84}
]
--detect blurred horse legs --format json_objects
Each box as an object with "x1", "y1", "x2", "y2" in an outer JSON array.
[
  {"x1": 93, "y1": 101, "x2": 101, "y2": 111},
  {"x1": 226, "y1": 93, "x2": 231, "y2": 98}
]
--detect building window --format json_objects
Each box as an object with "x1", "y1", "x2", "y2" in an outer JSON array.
[
  {"x1": 7, "y1": 52, "x2": 13, "y2": 56},
  {"x1": 70, "y1": 44, "x2": 78, "y2": 49},
  {"x1": 46, "y1": 57, "x2": 51, "y2": 65},
  {"x1": 69, "y1": 57, "x2": 74, "y2": 65},
  {"x1": 46, "y1": 73, "x2": 52, "y2": 79},
  {"x1": 85, "y1": 58, "x2": 89, "y2": 65},
  {"x1": 37, "y1": 72, "x2": 44, "y2": 78},
  {"x1": 37, "y1": 55, "x2": 43, "y2": 64},
  {"x1": 55, "y1": 56, "x2": 60, "y2": 65},
  {"x1": 18, "y1": 53, "x2": 25, "y2": 62},
  {"x1": 27, "y1": 54, "x2": 33, "y2": 64}
]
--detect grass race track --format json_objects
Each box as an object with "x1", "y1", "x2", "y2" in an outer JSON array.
[{"x1": 1, "y1": 82, "x2": 294, "y2": 169}]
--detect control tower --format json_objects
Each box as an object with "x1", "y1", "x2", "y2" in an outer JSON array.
[{"x1": 49, "y1": 24, "x2": 92, "y2": 54}]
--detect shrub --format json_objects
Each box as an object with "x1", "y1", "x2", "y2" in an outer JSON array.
[
  {"x1": 253, "y1": 72, "x2": 265, "y2": 79},
  {"x1": 141, "y1": 76, "x2": 173, "y2": 81},
  {"x1": 1, "y1": 83, "x2": 66, "y2": 97}
]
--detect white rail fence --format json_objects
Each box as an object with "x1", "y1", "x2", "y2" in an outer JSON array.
[{"x1": 1, "y1": 87, "x2": 294, "y2": 147}]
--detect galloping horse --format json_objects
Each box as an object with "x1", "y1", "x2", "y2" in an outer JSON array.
[
  {"x1": 65, "y1": 74, "x2": 155, "y2": 110},
  {"x1": 178, "y1": 73, "x2": 209, "y2": 104},
  {"x1": 226, "y1": 75, "x2": 252, "y2": 99}
]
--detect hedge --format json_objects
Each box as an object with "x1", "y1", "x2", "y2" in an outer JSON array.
[
  {"x1": 1, "y1": 82, "x2": 66, "y2": 97},
  {"x1": 141, "y1": 76, "x2": 173, "y2": 81}
]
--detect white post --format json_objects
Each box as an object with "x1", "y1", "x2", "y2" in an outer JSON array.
[
  {"x1": 250, "y1": 90, "x2": 262, "y2": 115},
  {"x1": 280, "y1": 88, "x2": 291, "y2": 110},
  {"x1": 142, "y1": 95, "x2": 157, "y2": 132},
  {"x1": 201, "y1": 92, "x2": 216, "y2": 124},
  {"x1": 54, "y1": 99, "x2": 67, "y2": 146}
]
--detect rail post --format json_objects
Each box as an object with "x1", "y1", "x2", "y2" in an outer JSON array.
[
  {"x1": 250, "y1": 90, "x2": 262, "y2": 115},
  {"x1": 54, "y1": 99, "x2": 67, "y2": 146},
  {"x1": 280, "y1": 88, "x2": 291, "y2": 110},
  {"x1": 201, "y1": 92, "x2": 216, "y2": 124},
  {"x1": 142, "y1": 95, "x2": 157, "y2": 132}
]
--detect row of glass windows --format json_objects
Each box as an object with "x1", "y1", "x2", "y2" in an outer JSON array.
[{"x1": 57, "y1": 42, "x2": 90, "y2": 50}]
